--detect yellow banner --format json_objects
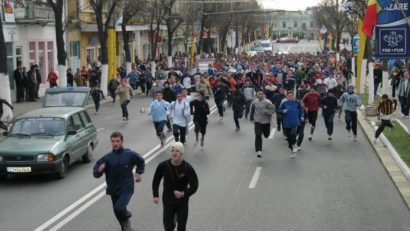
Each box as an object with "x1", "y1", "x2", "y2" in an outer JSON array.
[{"x1": 107, "y1": 28, "x2": 116, "y2": 81}]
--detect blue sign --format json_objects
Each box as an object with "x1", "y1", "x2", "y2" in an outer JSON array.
[
  {"x1": 375, "y1": 0, "x2": 410, "y2": 59},
  {"x1": 352, "y1": 35, "x2": 360, "y2": 53}
]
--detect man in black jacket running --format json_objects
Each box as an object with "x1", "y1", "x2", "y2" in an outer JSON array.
[{"x1": 152, "y1": 142, "x2": 199, "y2": 231}]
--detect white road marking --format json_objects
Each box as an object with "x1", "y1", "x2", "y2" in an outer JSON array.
[
  {"x1": 35, "y1": 104, "x2": 217, "y2": 231},
  {"x1": 97, "y1": 128, "x2": 105, "y2": 133},
  {"x1": 249, "y1": 167, "x2": 263, "y2": 189},
  {"x1": 33, "y1": 184, "x2": 106, "y2": 231},
  {"x1": 268, "y1": 128, "x2": 276, "y2": 139}
]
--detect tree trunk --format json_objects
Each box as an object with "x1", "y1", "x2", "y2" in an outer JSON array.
[
  {"x1": 207, "y1": 28, "x2": 211, "y2": 53},
  {"x1": 198, "y1": 16, "x2": 205, "y2": 54},
  {"x1": 167, "y1": 21, "x2": 173, "y2": 56},
  {"x1": 95, "y1": 6, "x2": 108, "y2": 95},
  {"x1": 121, "y1": 22, "x2": 132, "y2": 75},
  {"x1": 220, "y1": 28, "x2": 228, "y2": 52},
  {"x1": 0, "y1": 18, "x2": 13, "y2": 119},
  {"x1": 52, "y1": 0, "x2": 67, "y2": 87}
]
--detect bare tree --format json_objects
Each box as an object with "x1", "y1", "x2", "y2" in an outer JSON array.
[
  {"x1": 120, "y1": 0, "x2": 144, "y2": 74},
  {"x1": 90, "y1": 0, "x2": 118, "y2": 95},
  {"x1": 47, "y1": 0, "x2": 67, "y2": 86}
]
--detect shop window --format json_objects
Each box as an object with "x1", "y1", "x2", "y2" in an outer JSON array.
[{"x1": 38, "y1": 41, "x2": 46, "y2": 82}]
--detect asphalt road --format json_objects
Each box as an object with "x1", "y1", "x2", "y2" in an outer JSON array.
[{"x1": 1, "y1": 93, "x2": 409, "y2": 231}]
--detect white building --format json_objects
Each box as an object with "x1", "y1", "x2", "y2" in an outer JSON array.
[{"x1": 1, "y1": 0, "x2": 57, "y2": 102}]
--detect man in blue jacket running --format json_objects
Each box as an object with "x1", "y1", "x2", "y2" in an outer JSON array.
[
  {"x1": 279, "y1": 91, "x2": 305, "y2": 158},
  {"x1": 93, "y1": 132, "x2": 145, "y2": 231}
]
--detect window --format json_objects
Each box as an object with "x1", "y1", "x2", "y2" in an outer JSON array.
[
  {"x1": 80, "y1": 111, "x2": 91, "y2": 126},
  {"x1": 70, "y1": 41, "x2": 80, "y2": 57},
  {"x1": 47, "y1": 41, "x2": 54, "y2": 72},
  {"x1": 6, "y1": 42, "x2": 14, "y2": 89},
  {"x1": 86, "y1": 47, "x2": 95, "y2": 65},
  {"x1": 38, "y1": 41, "x2": 46, "y2": 81},
  {"x1": 29, "y1": 42, "x2": 36, "y2": 66},
  {"x1": 282, "y1": 21, "x2": 286, "y2": 28},
  {"x1": 16, "y1": 46, "x2": 22, "y2": 66},
  {"x1": 310, "y1": 21, "x2": 314, "y2": 28},
  {"x1": 71, "y1": 113, "x2": 84, "y2": 131},
  {"x1": 294, "y1": 21, "x2": 297, "y2": 28}
]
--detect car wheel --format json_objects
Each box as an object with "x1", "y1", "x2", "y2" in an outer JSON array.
[
  {"x1": 82, "y1": 144, "x2": 93, "y2": 163},
  {"x1": 56, "y1": 156, "x2": 69, "y2": 179}
]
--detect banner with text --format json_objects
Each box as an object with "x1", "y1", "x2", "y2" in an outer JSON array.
[{"x1": 375, "y1": 0, "x2": 410, "y2": 59}]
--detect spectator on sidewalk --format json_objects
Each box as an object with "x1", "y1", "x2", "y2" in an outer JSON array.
[
  {"x1": 397, "y1": 71, "x2": 410, "y2": 118},
  {"x1": 47, "y1": 68, "x2": 59, "y2": 88},
  {"x1": 374, "y1": 63, "x2": 383, "y2": 96},
  {"x1": 14, "y1": 61, "x2": 24, "y2": 102}
]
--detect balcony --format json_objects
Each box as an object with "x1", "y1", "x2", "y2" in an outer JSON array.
[{"x1": 14, "y1": 1, "x2": 54, "y2": 24}]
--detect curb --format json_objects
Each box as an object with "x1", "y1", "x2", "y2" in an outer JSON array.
[{"x1": 357, "y1": 111, "x2": 410, "y2": 210}]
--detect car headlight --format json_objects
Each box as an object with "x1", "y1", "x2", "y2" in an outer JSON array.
[{"x1": 37, "y1": 153, "x2": 55, "y2": 162}]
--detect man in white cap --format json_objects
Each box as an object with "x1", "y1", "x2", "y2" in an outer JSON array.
[{"x1": 152, "y1": 142, "x2": 199, "y2": 231}]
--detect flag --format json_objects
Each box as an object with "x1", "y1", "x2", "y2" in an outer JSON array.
[
  {"x1": 320, "y1": 25, "x2": 327, "y2": 34},
  {"x1": 362, "y1": 0, "x2": 381, "y2": 37}
]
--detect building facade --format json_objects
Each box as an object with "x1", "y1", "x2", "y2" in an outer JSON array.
[{"x1": 271, "y1": 9, "x2": 318, "y2": 40}]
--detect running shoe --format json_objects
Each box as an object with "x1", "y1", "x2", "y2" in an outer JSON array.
[
  {"x1": 297, "y1": 146, "x2": 302, "y2": 151},
  {"x1": 257, "y1": 151, "x2": 262, "y2": 158},
  {"x1": 347, "y1": 130, "x2": 352, "y2": 137},
  {"x1": 308, "y1": 135, "x2": 312, "y2": 141},
  {"x1": 290, "y1": 152, "x2": 296, "y2": 159},
  {"x1": 372, "y1": 138, "x2": 377, "y2": 144},
  {"x1": 328, "y1": 136, "x2": 332, "y2": 140},
  {"x1": 292, "y1": 145, "x2": 298, "y2": 153},
  {"x1": 353, "y1": 135, "x2": 357, "y2": 141}
]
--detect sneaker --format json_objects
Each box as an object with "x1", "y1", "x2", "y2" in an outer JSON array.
[
  {"x1": 297, "y1": 146, "x2": 301, "y2": 151},
  {"x1": 372, "y1": 138, "x2": 377, "y2": 144},
  {"x1": 347, "y1": 130, "x2": 352, "y2": 137},
  {"x1": 94, "y1": 111, "x2": 98, "y2": 115},
  {"x1": 292, "y1": 145, "x2": 298, "y2": 153},
  {"x1": 308, "y1": 135, "x2": 312, "y2": 141},
  {"x1": 235, "y1": 127, "x2": 240, "y2": 131},
  {"x1": 122, "y1": 219, "x2": 134, "y2": 231},
  {"x1": 160, "y1": 134, "x2": 166, "y2": 147},
  {"x1": 290, "y1": 152, "x2": 296, "y2": 159},
  {"x1": 257, "y1": 151, "x2": 262, "y2": 158},
  {"x1": 328, "y1": 136, "x2": 332, "y2": 140},
  {"x1": 200, "y1": 137, "x2": 204, "y2": 147},
  {"x1": 220, "y1": 116, "x2": 223, "y2": 120},
  {"x1": 194, "y1": 140, "x2": 198, "y2": 147},
  {"x1": 123, "y1": 117, "x2": 126, "y2": 121},
  {"x1": 353, "y1": 135, "x2": 357, "y2": 141},
  {"x1": 406, "y1": 116, "x2": 410, "y2": 119}
]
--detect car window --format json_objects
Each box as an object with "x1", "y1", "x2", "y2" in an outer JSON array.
[
  {"x1": 80, "y1": 111, "x2": 92, "y2": 126},
  {"x1": 71, "y1": 113, "x2": 84, "y2": 131},
  {"x1": 10, "y1": 117, "x2": 65, "y2": 136}
]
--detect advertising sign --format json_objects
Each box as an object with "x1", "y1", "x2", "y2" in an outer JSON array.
[
  {"x1": 3, "y1": 0, "x2": 15, "y2": 23},
  {"x1": 352, "y1": 35, "x2": 360, "y2": 53},
  {"x1": 375, "y1": 0, "x2": 410, "y2": 59}
]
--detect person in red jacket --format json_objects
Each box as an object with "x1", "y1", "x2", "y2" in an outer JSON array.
[
  {"x1": 47, "y1": 69, "x2": 59, "y2": 88},
  {"x1": 302, "y1": 87, "x2": 322, "y2": 141}
]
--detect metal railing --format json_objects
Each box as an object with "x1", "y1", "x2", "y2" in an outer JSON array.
[{"x1": 14, "y1": 1, "x2": 54, "y2": 21}]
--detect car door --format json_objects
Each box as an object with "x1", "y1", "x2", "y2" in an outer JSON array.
[
  {"x1": 66, "y1": 113, "x2": 85, "y2": 159},
  {"x1": 79, "y1": 111, "x2": 96, "y2": 147}
]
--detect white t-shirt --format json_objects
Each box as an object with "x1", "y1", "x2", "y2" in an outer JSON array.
[
  {"x1": 324, "y1": 77, "x2": 338, "y2": 90},
  {"x1": 183, "y1": 76, "x2": 192, "y2": 89}
]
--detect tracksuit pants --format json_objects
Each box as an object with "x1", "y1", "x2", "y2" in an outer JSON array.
[
  {"x1": 163, "y1": 201, "x2": 189, "y2": 231},
  {"x1": 344, "y1": 110, "x2": 358, "y2": 135},
  {"x1": 254, "y1": 122, "x2": 271, "y2": 152},
  {"x1": 110, "y1": 191, "x2": 133, "y2": 226}
]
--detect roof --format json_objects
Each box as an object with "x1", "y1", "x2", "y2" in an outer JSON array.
[{"x1": 16, "y1": 107, "x2": 85, "y2": 120}]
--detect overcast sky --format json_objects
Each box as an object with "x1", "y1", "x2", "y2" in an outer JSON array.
[{"x1": 259, "y1": 0, "x2": 322, "y2": 11}]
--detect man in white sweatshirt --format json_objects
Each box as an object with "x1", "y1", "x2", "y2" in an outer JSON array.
[{"x1": 168, "y1": 92, "x2": 191, "y2": 144}]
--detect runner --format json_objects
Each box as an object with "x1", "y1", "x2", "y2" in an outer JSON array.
[
  {"x1": 320, "y1": 91, "x2": 339, "y2": 140},
  {"x1": 279, "y1": 91, "x2": 305, "y2": 158},
  {"x1": 115, "y1": 78, "x2": 133, "y2": 121},
  {"x1": 272, "y1": 87, "x2": 286, "y2": 132},
  {"x1": 93, "y1": 132, "x2": 145, "y2": 231},
  {"x1": 168, "y1": 92, "x2": 191, "y2": 144},
  {"x1": 147, "y1": 91, "x2": 171, "y2": 147},
  {"x1": 163, "y1": 81, "x2": 177, "y2": 132},
  {"x1": 152, "y1": 142, "x2": 199, "y2": 231},
  {"x1": 213, "y1": 78, "x2": 229, "y2": 120},
  {"x1": 242, "y1": 79, "x2": 256, "y2": 119},
  {"x1": 189, "y1": 92, "x2": 210, "y2": 147},
  {"x1": 339, "y1": 85, "x2": 363, "y2": 141},
  {"x1": 231, "y1": 85, "x2": 247, "y2": 131},
  {"x1": 373, "y1": 94, "x2": 397, "y2": 143},
  {"x1": 302, "y1": 87, "x2": 321, "y2": 141},
  {"x1": 250, "y1": 89, "x2": 275, "y2": 158}
]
